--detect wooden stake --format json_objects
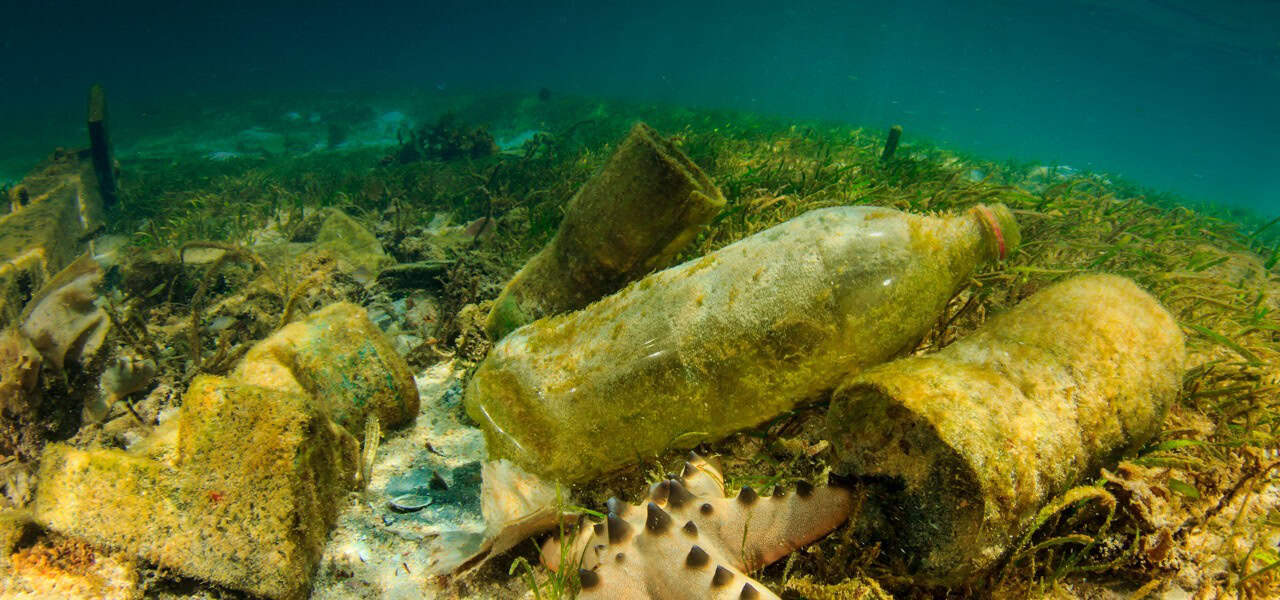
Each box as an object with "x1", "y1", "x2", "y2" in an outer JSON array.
[
  {"x1": 880, "y1": 124, "x2": 902, "y2": 162},
  {"x1": 87, "y1": 84, "x2": 117, "y2": 207}
]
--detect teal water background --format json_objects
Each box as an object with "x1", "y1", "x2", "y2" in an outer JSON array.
[{"x1": 2, "y1": 0, "x2": 1277, "y2": 215}]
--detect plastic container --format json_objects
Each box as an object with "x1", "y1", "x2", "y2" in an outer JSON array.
[
  {"x1": 466, "y1": 203, "x2": 1019, "y2": 483},
  {"x1": 485, "y1": 122, "x2": 725, "y2": 339},
  {"x1": 825, "y1": 274, "x2": 1185, "y2": 584}
]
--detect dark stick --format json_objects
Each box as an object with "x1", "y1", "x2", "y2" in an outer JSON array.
[
  {"x1": 87, "y1": 84, "x2": 117, "y2": 207},
  {"x1": 880, "y1": 124, "x2": 903, "y2": 162}
]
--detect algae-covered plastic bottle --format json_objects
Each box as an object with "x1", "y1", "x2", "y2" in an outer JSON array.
[
  {"x1": 465, "y1": 203, "x2": 1020, "y2": 483},
  {"x1": 824, "y1": 274, "x2": 1184, "y2": 585}
]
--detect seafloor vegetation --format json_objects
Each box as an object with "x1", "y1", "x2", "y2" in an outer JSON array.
[{"x1": 3, "y1": 92, "x2": 1280, "y2": 599}]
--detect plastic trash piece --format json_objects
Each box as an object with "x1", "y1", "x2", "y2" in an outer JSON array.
[
  {"x1": 466, "y1": 203, "x2": 1018, "y2": 482},
  {"x1": 484, "y1": 122, "x2": 725, "y2": 339},
  {"x1": 825, "y1": 274, "x2": 1185, "y2": 584}
]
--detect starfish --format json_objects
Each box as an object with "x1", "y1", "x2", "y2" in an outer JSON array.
[{"x1": 542, "y1": 453, "x2": 854, "y2": 599}]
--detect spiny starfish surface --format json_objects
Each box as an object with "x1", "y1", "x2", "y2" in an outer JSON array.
[{"x1": 542, "y1": 453, "x2": 854, "y2": 599}]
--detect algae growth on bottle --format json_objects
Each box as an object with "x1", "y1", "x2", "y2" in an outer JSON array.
[
  {"x1": 465, "y1": 203, "x2": 1019, "y2": 483},
  {"x1": 484, "y1": 122, "x2": 725, "y2": 340},
  {"x1": 825, "y1": 274, "x2": 1185, "y2": 584}
]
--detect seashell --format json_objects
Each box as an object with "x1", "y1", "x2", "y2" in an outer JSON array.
[{"x1": 388, "y1": 493, "x2": 432, "y2": 513}]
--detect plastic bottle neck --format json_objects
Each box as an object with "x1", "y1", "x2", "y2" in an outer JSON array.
[{"x1": 967, "y1": 203, "x2": 1020, "y2": 262}]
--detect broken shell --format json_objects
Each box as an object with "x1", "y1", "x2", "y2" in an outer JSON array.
[{"x1": 389, "y1": 493, "x2": 433, "y2": 513}]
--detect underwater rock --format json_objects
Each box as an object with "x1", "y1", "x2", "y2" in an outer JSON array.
[
  {"x1": 18, "y1": 254, "x2": 109, "y2": 370},
  {"x1": 541, "y1": 452, "x2": 854, "y2": 600},
  {"x1": 467, "y1": 204, "x2": 1018, "y2": 483},
  {"x1": 484, "y1": 122, "x2": 726, "y2": 339},
  {"x1": 35, "y1": 375, "x2": 359, "y2": 600},
  {"x1": 825, "y1": 274, "x2": 1185, "y2": 585},
  {"x1": 235, "y1": 302, "x2": 419, "y2": 437}
]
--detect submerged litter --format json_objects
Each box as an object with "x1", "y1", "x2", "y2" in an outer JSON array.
[
  {"x1": 1, "y1": 90, "x2": 1276, "y2": 600},
  {"x1": 468, "y1": 203, "x2": 1018, "y2": 483},
  {"x1": 828, "y1": 274, "x2": 1186, "y2": 584}
]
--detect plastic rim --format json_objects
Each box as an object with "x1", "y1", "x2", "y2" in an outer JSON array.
[{"x1": 974, "y1": 205, "x2": 1007, "y2": 260}]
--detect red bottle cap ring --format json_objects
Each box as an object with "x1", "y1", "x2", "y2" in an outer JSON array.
[{"x1": 974, "y1": 205, "x2": 1007, "y2": 260}]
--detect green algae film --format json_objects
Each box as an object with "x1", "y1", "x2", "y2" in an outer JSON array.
[
  {"x1": 826, "y1": 274, "x2": 1185, "y2": 584},
  {"x1": 466, "y1": 204, "x2": 1018, "y2": 483},
  {"x1": 485, "y1": 122, "x2": 725, "y2": 339},
  {"x1": 234, "y1": 302, "x2": 419, "y2": 438},
  {"x1": 35, "y1": 376, "x2": 358, "y2": 600}
]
